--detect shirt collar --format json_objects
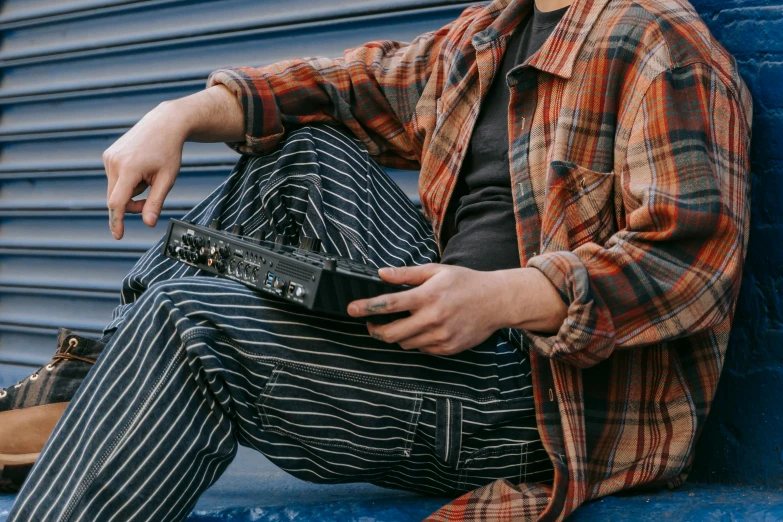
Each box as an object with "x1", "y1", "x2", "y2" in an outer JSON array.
[{"x1": 471, "y1": 0, "x2": 613, "y2": 79}]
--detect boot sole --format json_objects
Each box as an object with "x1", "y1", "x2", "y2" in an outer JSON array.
[
  {"x1": 0, "y1": 452, "x2": 39, "y2": 466},
  {"x1": 0, "y1": 458, "x2": 37, "y2": 493}
]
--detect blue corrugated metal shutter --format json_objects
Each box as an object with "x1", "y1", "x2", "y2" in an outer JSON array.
[{"x1": 0, "y1": 0, "x2": 472, "y2": 386}]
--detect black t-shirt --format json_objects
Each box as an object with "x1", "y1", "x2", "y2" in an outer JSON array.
[{"x1": 440, "y1": 5, "x2": 569, "y2": 271}]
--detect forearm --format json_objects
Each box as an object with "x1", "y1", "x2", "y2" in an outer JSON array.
[{"x1": 159, "y1": 85, "x2": 245, "y2": 144}]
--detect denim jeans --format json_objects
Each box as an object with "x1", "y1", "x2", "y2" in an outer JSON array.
[{"x1": 9, "y1": 125, "x2": 551, "y2": 521}]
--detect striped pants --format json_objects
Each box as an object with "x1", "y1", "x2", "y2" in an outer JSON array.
[{"x1": 9, "y1": 125, "x2": 551, "y2": 522}]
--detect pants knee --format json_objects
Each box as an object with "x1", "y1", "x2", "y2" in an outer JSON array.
[{"x1": 276, "y1": 124, "x2": 369, "y2": 169}]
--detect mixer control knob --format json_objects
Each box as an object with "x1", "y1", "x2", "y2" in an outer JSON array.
[
  {"x1": 324, "y1": 258, "x2": 337, "y2": 271},
  {"x1": 209, "y1": 219, "x2": 220, "y2": 230},
  {"x1": 230, "y1": 224, "x2": 243, "y2": 236},
  {"x1": 300, "y1": 237, "x2": 322, "y2": 253},
  {"x1": 274, "y1": 235, "x2": 287, "y2": 247}
]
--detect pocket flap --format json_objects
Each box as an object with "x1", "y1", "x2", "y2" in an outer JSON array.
[
  {"x1": 258, "y1": 364, "x2": 423, "y2": 457},
  {"x1": 543, "y1": 161, "x2": 616, "y2": 250}
]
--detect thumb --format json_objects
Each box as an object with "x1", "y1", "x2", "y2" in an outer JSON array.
[
  {"x1": 378, "y1": 264, "x2": 442, "y2": 285},
  {"x1": 142, "y1": 173, "x2": 174, "y2": 227}
]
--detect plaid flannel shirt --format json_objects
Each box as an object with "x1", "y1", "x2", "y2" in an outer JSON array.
[{"x1": 208, "y1": 0, "x2": 753, "y2": 519}]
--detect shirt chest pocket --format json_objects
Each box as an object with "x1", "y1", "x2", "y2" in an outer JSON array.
[{"x1": 541, "y1": 161, "x2": 617, "y2": 251}]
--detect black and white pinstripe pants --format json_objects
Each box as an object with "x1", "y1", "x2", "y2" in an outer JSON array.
[{"x1": 9, "y1": 125, "x2": 551, "y2": 522}]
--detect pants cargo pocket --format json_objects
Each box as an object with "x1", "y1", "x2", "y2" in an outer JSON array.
[
  {"x1": 455, "y1": 396, "x2": 540, "y2": 492},
  {"x1": 257, "y1": 363, "x2": 423, "y2": 474},
  {"x1": 457, "y1": 442, "x2": 530, "y2": 492}
]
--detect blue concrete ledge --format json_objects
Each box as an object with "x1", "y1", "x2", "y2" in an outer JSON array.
[{"x1": 2, "y1": 447, "x2": 783, "y2": 521}]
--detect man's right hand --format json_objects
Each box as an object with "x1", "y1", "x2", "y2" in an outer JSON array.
[
  {"x1": 103, "y1": 102, "x2": 186, "y2": 239},
  {"x1": 103, "y1": 85, "x2": 246, "y2": 239}
]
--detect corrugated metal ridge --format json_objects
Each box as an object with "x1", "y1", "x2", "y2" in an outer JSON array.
[
  {"x1": 0, "y1": 275, "x2": 127, "y2": 294},
  {"x1": 0, "y1": 198, "x2": 197, "y2": 212},
  {"x1": 0, "y1": 0, "x2": 469, "y2": 61},
  {"x1": 0, "y1": 273, "x2": 117, "y2": 291},
  {"x1": 0, "y1": 248, "x2": 140, "y2": 259},
  {"x1": 0, "y1": 323, "x2": 60, "y2": 335},
  {"x1": 0, "y1": 148, "x2": 238, "y2": 172},
  {"x1": 0, "y1": 209, "x2": 180, "y2": 218},
  {"x1": 0, "y1": 127, "x2": 132, "y2": 143},
  {"x1": 0, "y1": 200, "x2": 193, "y2": 212},
  {"x1": 0, "y1": 0, "x2": 173, "y2": 28},
  {"x1": 0, "y1": 315, "x2": 108, "y2": 333},
  {"x1": 0, "y1": 4, "x2": 472, "y2": 68},
  {"x1": 0, "y1": 166, "x2": 219, "y2": 180},
  {"x1": 0, "y1": 79, "x2": 204, "y2": 105}
]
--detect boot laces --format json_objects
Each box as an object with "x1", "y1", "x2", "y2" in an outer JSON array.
[{"x1": 0, "y1": 337, "x2": 96, "y2": 399}]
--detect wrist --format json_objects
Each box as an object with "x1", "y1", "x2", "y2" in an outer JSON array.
[
  {"x1": 485, "y1": 269, "x2": 527, "y2": 330},
  {"x1": 151, "y1": 99, "x2": 192, "y2": 142},
  {"x1": 495, "y1": 267, "x2": 568, "y2": 333}
]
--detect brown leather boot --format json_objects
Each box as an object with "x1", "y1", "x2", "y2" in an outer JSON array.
[{"x1": 0, "y1": 329, "x2": 104, "y2": 492}]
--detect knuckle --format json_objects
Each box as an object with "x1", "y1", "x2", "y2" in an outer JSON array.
[
  {"x1": 434, "y1": 331, "x2": 450, "y2": 344},
  {"x1": 108, "y1": 152, "x2": 123, "y2": 168},
  {"x1": 367, "y1": 326, "x2": 384, "y2": 342}
]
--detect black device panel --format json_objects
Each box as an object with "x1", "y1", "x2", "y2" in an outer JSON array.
[{"x1": 162, "y1": 219, "x2": 410, "y2": 322}]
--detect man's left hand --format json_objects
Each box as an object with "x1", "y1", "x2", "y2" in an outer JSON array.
[{"x1": 347, "y1": 264, "x2": 567, "y2": 356}]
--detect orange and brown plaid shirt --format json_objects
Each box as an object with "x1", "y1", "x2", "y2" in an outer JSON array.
[{"x1": 208, "y1": 0, "x2": 753, "y2": 519}]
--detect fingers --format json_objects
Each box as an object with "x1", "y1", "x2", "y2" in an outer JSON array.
[
  {"x1": 365, "y1": 312, "x2": 432, "y2": 345},
  {"x1": 131, "y1": 180, "x2": 149, "y2": 198},
  {"x1": 347, "y1": 287, "x2": 423, "y2": 318},
  {"x1": 126, "y1": 199, "x2": 145, "y2": 214},
  {"x1": 124, "y1": 181, "x2": 149, "y2": 214},
  {"x1": 378, "y1": 264, "x2": 443, "y2": 285},
  {"x1": 366, "y1": 316, "x2": 455, "y2": 355},
  {"x1": 142, "y1": 173, "x2": 174, "y2": 227},
  {"x1": 104, "y1": 149, "x2": 118, "y2": 204},
  {"x1": 107, "y1": 173, "x2": 139, "y2": 240},
  {"x1": 397, "y1": 331, "x2": 441, "y2": 352}
]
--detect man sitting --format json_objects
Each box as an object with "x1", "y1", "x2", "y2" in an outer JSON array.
[{"x1": 2, "y1": 0, "x2": 751, "y2": 519}]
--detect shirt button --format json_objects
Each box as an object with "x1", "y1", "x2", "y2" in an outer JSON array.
[{"x1": 457, "y1": 142, "x2": 463, "y2": 153}]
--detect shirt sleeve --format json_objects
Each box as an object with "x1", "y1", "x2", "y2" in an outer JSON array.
[
  {"x1": 206, "y1": 5, "x2": 483, "y2": 168},
  {"x1": 525, "y1": 62, "x2": 753, "y2": 369}
]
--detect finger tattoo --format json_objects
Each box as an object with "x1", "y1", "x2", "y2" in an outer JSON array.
[{"x1": 366, "y1": 301, "x2": 388, "y2": 313}]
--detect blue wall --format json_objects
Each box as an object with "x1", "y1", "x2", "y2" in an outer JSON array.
[{"x1": 689, "y1": 0, "x2": 783, "y2": 489}]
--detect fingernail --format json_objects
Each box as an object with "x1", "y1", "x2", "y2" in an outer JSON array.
[
  {"x1": 379, "y1": 267, "x2": 392, "y2": 276},
  {"x1": 347, "y1": 304, "x2": 358, "y2": 315},
  {"x1": 112, "y1": 232, "x2": 120, "y2": 240},
  {"x1": 144, "y1": 212, "x2": 158, "y2": 224}
]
